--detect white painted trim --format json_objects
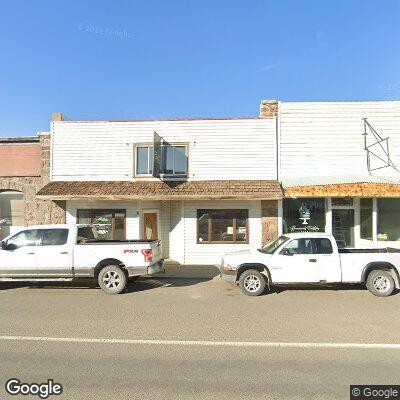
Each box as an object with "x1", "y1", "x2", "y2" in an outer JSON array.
[
  {"x1": 277, "y1": 199, "x2": 283, "y2": 236},
  {"x1": 325, "y1": 198, "x2": 332, "y2": 235},
  {"x1": 181, "y1": 201, "x2": 186, "y2": 264},
  {"x1": 372, "y1": 198, "x2": 378, "y2": 242},
  {"x1": 354, "y1": 197, "x2": 361, "y2": 246}
]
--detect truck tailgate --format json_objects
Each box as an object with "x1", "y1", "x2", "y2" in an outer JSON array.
[{"x1": 150, "y1": 240, "x2": 163, "y2": 264}]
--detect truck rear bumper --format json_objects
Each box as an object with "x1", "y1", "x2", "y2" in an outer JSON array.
[
  {"x1": 147, "y1": 260, "x2": 165, "y2": 275},
  {"x1": 125, "y1": 260, "x2": 164, "y2": 277}
]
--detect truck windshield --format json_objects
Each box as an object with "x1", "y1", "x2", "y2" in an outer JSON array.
[{"x1": 258, "y1": 236, "x2": 289, "y2": 254}]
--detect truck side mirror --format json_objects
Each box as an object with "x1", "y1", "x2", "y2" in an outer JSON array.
[{"x1": 281, "y1": 248, "x2": 293, "y2": 256}]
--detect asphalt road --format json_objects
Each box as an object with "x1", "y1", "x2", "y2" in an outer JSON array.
[{"x1": 0, "y1": 277, "x2": 399, "y2": 399}]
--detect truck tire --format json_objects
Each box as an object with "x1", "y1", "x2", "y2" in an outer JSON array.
[
  {"x1": 98, "y1": 265, "x2": 127, "y2": 295},
  {"x1": 366, "y1": 270, "x2": 395, "y2": 297},
  {"x1": 239, "y1": 269, "x2": 266, "y2": 296}
]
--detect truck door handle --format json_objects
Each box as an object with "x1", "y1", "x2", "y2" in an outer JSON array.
[
  {"x1": 27, "y1": 252, "x2": 36, "y2": 255},
  {"x1": 309, "y1": 259, "x2": 317, "y2": 263},
  {"x1": 60, "y1": 252, "x2": 69, "y2": 255}
]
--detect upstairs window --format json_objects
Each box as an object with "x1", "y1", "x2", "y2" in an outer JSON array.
[{"x1": 136, "y1": 145, "x2": 188, "y2": 176}]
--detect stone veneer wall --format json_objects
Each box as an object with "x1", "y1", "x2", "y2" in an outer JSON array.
[
  {"x1": 261, "y1": 200, "x2": 278, "y2": 246},
  {"x1": 0, "y1": 133, "x2": 65, "y2": 227}
]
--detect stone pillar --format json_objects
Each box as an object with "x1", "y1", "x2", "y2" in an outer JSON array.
[
  {"x1": 261, "y1": 200, "x2": 278, "y2": 246},
  {"x1": 26, "y1": 132, "x2": 67, "y2": 226},
  {"x1": 259, "y1": 100, "x2": 278, "y2": 118}
]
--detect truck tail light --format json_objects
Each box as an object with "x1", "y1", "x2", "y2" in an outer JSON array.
[{"x1": 141, "y1": 249, "x2": 153, "y2": 263}]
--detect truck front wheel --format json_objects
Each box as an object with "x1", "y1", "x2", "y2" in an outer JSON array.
[
  {"x1": 366, "y1": 270, "x2": 395, "y2": 297},
  {"x1": 98, "y1": 265, "x2": 127, "y2": 295},
  {"x1": 239, "y1": 269, "x2": 266, "y2": 296}
]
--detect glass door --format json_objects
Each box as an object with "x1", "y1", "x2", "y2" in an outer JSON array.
[{"x1": 332, "y1": 209, "x2": 355, "y2": 248}]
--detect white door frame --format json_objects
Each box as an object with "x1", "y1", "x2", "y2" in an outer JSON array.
[{"x1": 330, "y1": 198, "x2": 356, "y2": 247}]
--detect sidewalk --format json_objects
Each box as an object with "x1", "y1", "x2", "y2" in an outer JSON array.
[{"x1": 153, "y1": 262, "x2": 220, "y2": 279}]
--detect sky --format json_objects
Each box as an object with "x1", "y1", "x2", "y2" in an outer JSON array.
[{"x1": 0, "y1": 0, "x2": 399, "y2": 136}]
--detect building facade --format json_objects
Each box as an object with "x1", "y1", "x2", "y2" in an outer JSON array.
[
  {"x1": 0, "y1": 134, "x2": 65, "y2": 240},
  {"x1": 35, "y1": 100, "x2": 400, "y2": 264},
  {"x1": 37, "y1": 112, "x2": 282, "y2": 264},
  {"x1": 279, "y1": 100, "x2": 400, "y2": 249}
]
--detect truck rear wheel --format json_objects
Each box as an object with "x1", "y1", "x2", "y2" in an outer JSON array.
[
  {"x1": 98, "y1": 265, "x2": 127, "y2": 295},
  {"x1": 366, "y1": 270, "x2": 395, "y2": 297},
  {"x1": 239, "y1": 269, "x2": 266, "y2": 296}
]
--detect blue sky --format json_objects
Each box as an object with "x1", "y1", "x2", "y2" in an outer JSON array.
[{"x1": 0, "y1": 0, "x2": 399, "y2": 136}]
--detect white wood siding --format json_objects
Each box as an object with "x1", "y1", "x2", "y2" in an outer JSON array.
[
  {"x1": 182, "y1": 200, "x2": 262, "y2": 265},
  {"x1": 279, "y1": 101, "x2": 400, "y2": 180},
  {"x1": 169, "y1": 201, "x2": 184, "y2": 263},
  {"x1": 51, "y1": 118, "x2": 277, "y2": 181}
]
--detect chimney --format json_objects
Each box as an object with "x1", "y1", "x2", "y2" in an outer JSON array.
[
  {"x1": 259, "y1": 100, "x2": 278, "y2": 118},
  {"x1": 52, "y1": 112, "x2": 64, "y2": 121}
]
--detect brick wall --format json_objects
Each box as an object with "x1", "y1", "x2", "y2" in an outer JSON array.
[{"x1": 0, "y1": 133, "x2": 66, "y2": 228}]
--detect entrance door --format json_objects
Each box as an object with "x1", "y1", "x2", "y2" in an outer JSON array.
[
  {"x1": 332, "y1": 209, "x2": 355, "y2": 248},
  {"x1": 143, "y1": 211, "x2": 159, "y2": 240}
]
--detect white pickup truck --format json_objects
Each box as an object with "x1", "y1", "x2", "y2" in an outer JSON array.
[
  {"x1": 220, "y1": 232, "x2": 400, "y2": 297},
  {"x1": 0, "y1": 224, "x2": 164, "y2": 294}
]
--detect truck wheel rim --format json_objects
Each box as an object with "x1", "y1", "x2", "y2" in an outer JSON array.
[
  {"x1": 373, "y1": 276, "x2": 390, "y2": 293},
  {"x1": 103, "y1": 271, "x2": 121, "y2": 289},
  {"x1": 244, "y1": 275, "x2": 261, "y2": 292}
]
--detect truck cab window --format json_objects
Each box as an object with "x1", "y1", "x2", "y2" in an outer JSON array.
[
  {"x1": 5, "y1": 229, "x2": 40, "y2": 250},
  {"x1": 41, "y1": 229, "x2": 69, "y2": 246},
  {"x1": 77, "y1": 227, "x2": 97, "y2": 243},
  {"x1": 283, "y1": 238, "x2": 313, "y2": 255},
  {"x1": 314, "y1": 238, "x2": 333, "y2": 254}
]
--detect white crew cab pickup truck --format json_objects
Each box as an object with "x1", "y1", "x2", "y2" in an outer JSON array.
[
  {"x1": 0, "y1": 224, "x2": 164, "y2": 294},
  {"x1": 220, "y1": 232, "x2": 400, "y2": 297}
]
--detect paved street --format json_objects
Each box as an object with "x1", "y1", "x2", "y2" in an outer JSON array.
[{"x1": 0, "y1": 277, "x2": 399, "y2": 399}]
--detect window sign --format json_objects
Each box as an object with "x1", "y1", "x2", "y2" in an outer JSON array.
[{"x1": 283, "y1": 198, "x2": 326, "y2": 234}]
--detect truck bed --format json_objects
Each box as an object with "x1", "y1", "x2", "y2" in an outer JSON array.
[
  {"x1": 339, "y1": 247, "x2": 400, "y2": 254},
  {"x1": 78, "y1": 239, "x2": 160, "y2": 245}
]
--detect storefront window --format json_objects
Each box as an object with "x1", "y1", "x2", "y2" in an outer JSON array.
[
  {"x1": 77, "y1": 209, "x2": 126, "y2": 240},
  {"x1": 283, "y1": 198, "x2": 326, "y2": 233},
  {"x1": 0, "y1": 191, "x2": 24, "y2": 240},
  {"x1": 360, "y1": 198, "x2": 373, "y2": 240},
  {"x1": 197, "y1": 209, "x2": 248, "y2": 243},
  {"x1": 377, "y1": 199, "x2": 400, "y2": 241}
]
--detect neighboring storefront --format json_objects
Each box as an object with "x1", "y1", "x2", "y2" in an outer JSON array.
[
  {"x1": 280, "y1": 183, "x2": 400, "y2": 248},
  {"x1": 0, "y1": 135, "x2": 65, "y2": 240}
]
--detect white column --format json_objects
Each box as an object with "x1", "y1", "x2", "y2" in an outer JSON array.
[
  {"x1": 372, "y1": 198, "x2": 378, "y2": 242},
  {"x1": 277, "y1": 199, "x2": 283, "y2": 235},
  {"x1": 325, "y1": 198, "x2": 332, "y2": 234},
  {"x1": 354, "y1": 198, "x2": 360, "y2": 246}
]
